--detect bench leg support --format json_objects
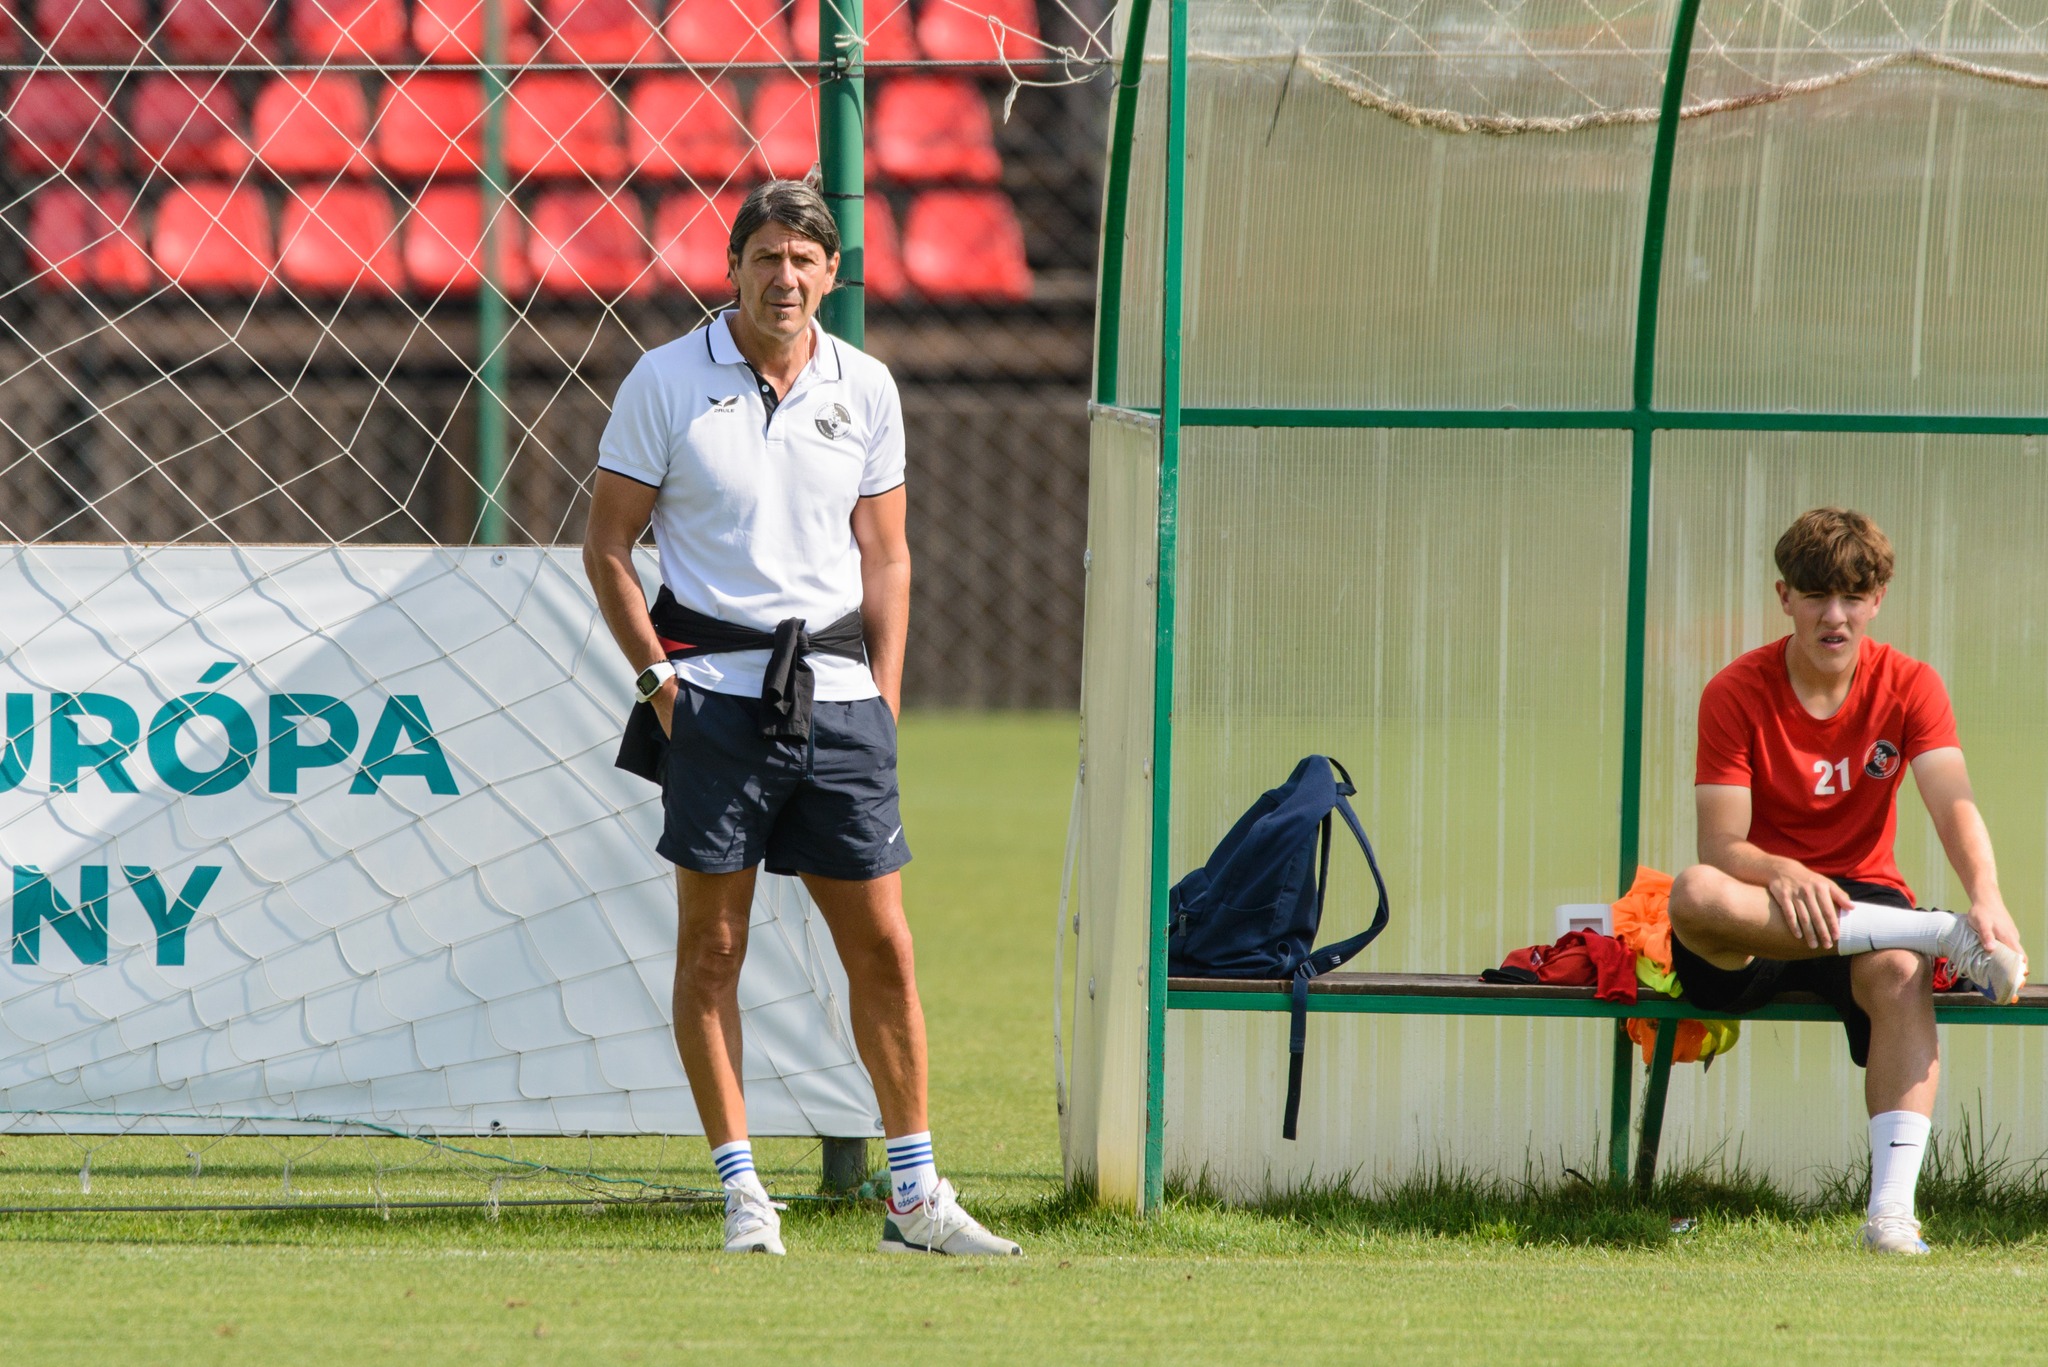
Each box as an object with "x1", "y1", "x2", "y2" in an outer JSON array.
[
  {"x1": 1607, "y1": 1021, "x2": 1633, "y2": 1188},
  {"x1": 1633, "y1": 1020, "x2": 1679, "y2": 1196}
]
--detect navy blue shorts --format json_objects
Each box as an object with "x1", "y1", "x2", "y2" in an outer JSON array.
[{"x1": 656, "y1": 683, "x2": 911, "y2": 881}]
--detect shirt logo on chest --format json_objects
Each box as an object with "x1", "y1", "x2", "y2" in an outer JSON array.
[
  {"x1": 815, "y1": 402, "x2": 852, "y2": 440},
  {"x1": 1864, "y1": 739, "x2": 1901, "y2": 780},
  {"x1": 707, "y1": 395, "x2": 740, "y2": 413}
]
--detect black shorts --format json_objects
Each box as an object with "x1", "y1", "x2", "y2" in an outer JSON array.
[
  {"x1": 656, "y1": 683, "x2": 911, "y2": 881},
  {"x1": 1669, "y1": 877, "x2": 1912, "y2": 1069}
]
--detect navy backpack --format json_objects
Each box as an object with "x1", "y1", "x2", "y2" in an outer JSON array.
[{"x1": 1166, "y1": 755, "x2": 1390, "y2": 1140}]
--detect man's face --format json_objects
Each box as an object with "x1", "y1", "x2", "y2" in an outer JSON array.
[
  {"x1": 1776, "y1": 580, "x2": 1885, "y2": 676},
  {"x1": 728, "y1": 221, "x2": 838, "y2": 343}
]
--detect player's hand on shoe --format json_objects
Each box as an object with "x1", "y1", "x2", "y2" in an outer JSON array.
[
  {"x1": 1964, "y1": 894, "x2": 2027, "y2": 964},
  {"x1": 1768, "y1": 862, "x2": 1850, "y2": 951}
]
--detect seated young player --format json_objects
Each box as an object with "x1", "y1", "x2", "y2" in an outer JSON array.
[{"x1": 1667, "y1": 507, "x2": 2028, "y2": 1255}]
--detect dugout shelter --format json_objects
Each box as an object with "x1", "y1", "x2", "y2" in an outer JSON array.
[{"x1": 1067, "y1": 0, "x2": 2048, "y2": 1210}]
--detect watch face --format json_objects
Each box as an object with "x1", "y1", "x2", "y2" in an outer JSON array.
[{"x1": 636, "y1": 666, "x2": 663, "y2": 700}]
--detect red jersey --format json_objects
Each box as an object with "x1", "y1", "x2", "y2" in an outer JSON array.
[{"x1": 1694, "y1": 636, "x2": 1959, "y2": 900}]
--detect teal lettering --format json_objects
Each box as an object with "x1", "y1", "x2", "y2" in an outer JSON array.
[
  {"x1": 351, "y1": 695, "x2": 458, "y2": 795},
  {"x1": 11, "y1": 865, "x2": 109, "y2": 966},
  {"x1": 124, "y1": 865, "x2": 220, "y2": 966},
  {"x1": 268, "y1": 694, "x2": 360, "y2": 794},
  {"x1": 0, "y1": 693, "x2": 32, "y2": 793},
  {"x1": 49, "y1": 694, "x2": 139, "y2": 793},
  {"x1": 147, "y1": 691, "x2": 259, "y2": 795}
]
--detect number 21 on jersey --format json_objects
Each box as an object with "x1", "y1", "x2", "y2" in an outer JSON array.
[{"x1": 1813, "y1": 758, "x2": 1853, "y2": 796}]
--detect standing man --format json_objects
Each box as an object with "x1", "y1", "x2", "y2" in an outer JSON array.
[
  {"x1": 583, "y1": 179, "x2": 1018, "y2": 1258},
  {"x1": 1667, "y1": 507, "x2": 2027, "y2": 1255}
]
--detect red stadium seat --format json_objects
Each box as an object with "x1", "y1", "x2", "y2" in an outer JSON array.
[
  {"x1": 374, "y1": 74, "x2": 483, "y2": 178},
  {"x1": 505, "y1": 73, "x2": 626, "y2": 180},
  {"x1": 279, "y1": 184, "x2": 403, "y2": 295},
  {"x1": 864, "y1": 191, "x2": 903, "y2": 302},
  {"x1": 35, "y1": 0, "x2": 145, "y2": 60},
  {"x1": 791, "y1": 0, "x2": 915, "y2": 63},
  {"x1": 528, "y1": 188, "x2": 651, "y2": 297},
  {"x1": 0, "y1": 0, "x2": 19, "y2": 59},
  {"x1": 915, "y1": 0, "x2": 1038, "y2": 65},
  {"x1": 902, "y1": 189, "x2": 1030, "y2": 300},
  {"x1": 412, "y1": 0, "x2": 537, "y2": 62},
  {"x1": 627, "y1": 76, "x2": 751, "y2": 182},
  {"x1": 747, "y1": 75, "x2": 816, "y2": 180},
  {"x1": 153, "y1": 182, "x2": 276, "y2": 294},
  {"x1": 28, "y1": 187, "x2": 151, "y2": 293},
  {"x1": 291, "y1": 0, "x2": 406, "y2": 60},
  {"x1": 871, "y1": 77, "x2": 998, "y2": 184},
  {"x1": 402, "y1": 184, "x2": 533, "y2": 295},
  {"x1": 252, "y1": 74, "x2": 373, "y2": 177},
  {"x1": 132, "y1": 75, "x2": 251, "y2": 177},
  {"x1": 161, "y1": 0, "x2": 278, "y2": 62},
  {"x1": 651, "y1": 188, "x2": 741, "y2": 298},
  {"x1": 5, "y1": 73, "x2": 116, "y2": 176},
  {"x1": 663, "y1": 0, "x2": 787, "y2": 65},
  {"x1": 537, "y1": 0, "x2": 668, "y2": 65}
]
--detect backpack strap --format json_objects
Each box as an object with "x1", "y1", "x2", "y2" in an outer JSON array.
[{"x1": 1282, "y1": 765, "x2": 1391, "y2": 1141}]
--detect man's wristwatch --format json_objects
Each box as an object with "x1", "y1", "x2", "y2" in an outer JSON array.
[{"x1": 634, "y1": 660, "x2": 680, "y2": 704}]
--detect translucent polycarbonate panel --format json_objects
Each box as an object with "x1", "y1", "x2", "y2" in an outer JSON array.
[
  {"x1": 1164, "y1": 0, "x2": 1674, "y2": 410},
  {"x1": 1061, "y1": 408, "x2": 1159, "y2": 1204},
  {"x1": 1110, "y1": 75, "x2": 1167, "y2": 411},
  {"x1": 1638, "y1": 431, "x2": 2048, "y2": 1188},
  {"x1": 1658, "y1": 0, "x2": 2048, "y2": 413},
  {"x1": 1162, "y1": 427, "x2": 1632, "y2": 1188}
]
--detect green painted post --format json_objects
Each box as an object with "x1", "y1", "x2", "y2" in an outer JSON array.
[
  {"x1": 1607, "y1": 1022, "x2": 1633, "y2": 1187},
  {"x1": 1634, "y1": 1020, "x2": 1680, "y2": 1195},
  {"x1": 475, "y1": 0, "x2": 510, "y2": 543},
  {"x1": 1093, "y1": 0, "x2": 1155, "y2": 405},
  {"x1": 818, "y1": 0, "x2": 865, "y2": 346},
  {"x1": 1616, "y1": 0, "x2": 1705, "y2": 893},
  {"x1": 1140, "y1": 0, "x2": 1187, "y2": 1217}
]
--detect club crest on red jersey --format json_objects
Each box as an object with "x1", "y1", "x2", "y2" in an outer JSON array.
[{"x1": 1864, "y1": 739, "x2": 1901, "y2": 780}]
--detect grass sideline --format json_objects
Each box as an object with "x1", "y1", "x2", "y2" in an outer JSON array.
[{"x1": 1, "y1": 712, "x2": 2047, "y2": 1364}]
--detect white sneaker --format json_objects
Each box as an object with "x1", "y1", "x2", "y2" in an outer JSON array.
[
  {"x1": 723, "y1": 1177, "x2": 785, "y2": 1255},
  {"x1": 1942, "y1": 924, "x2": 2028, "y2": 1005},
  {"x1": 1859, "y1": 1213, "x2": 1930, "y2": 1254},
  {"x1": 877, "y1": 1179, "x2": 1020, "y2": 1256}
]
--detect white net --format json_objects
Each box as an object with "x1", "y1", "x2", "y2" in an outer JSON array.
[{"x1": 0, "y1": 0, "x2": 1109, "y2": 1209}]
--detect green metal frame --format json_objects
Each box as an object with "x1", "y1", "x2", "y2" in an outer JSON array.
[{"x1": 475, "y1": 0, "x2": 510, "y2": 544}]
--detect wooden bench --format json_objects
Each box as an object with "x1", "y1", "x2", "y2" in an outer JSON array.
[{"x1": 1168, "y1": 973, "x2": 2048, "y2": 1191}]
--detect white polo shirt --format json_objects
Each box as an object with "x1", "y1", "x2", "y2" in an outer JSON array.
[{"x1": 596, "y1": 311, "x2": 906, "y2": 701}]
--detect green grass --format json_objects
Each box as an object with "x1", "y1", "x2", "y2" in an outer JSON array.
[{"x1": 4, "y1": 712, "x2": 2048, "y2": 1364}]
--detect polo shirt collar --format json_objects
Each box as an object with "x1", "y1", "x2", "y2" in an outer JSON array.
[{"x1": 707, "y1": 311, "x2": 844, "y2": 381}]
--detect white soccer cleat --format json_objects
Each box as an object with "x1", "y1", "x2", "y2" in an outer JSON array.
[
  {"x1": 1942, "y1": 927, "x2": 2028, "y2": 1006},
  {"x1": 1859, "y1": 1213, "x2": 1930, "y2": 1255},
  {"x1": 723, "y1": 1176, "x2": 786, "y2": 1255},
  {"x1": 877, "y1": 1178, "x2": 1020, "y2": 1256}
]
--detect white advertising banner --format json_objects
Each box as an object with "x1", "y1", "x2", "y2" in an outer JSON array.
[{"x1": 0, "y1": 545, "x2": 881, "y2": 1138}]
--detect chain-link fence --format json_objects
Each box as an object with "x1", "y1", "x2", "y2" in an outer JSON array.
[{"x1": 1, "y1": 0, "x2": 1107, "y2": 705}]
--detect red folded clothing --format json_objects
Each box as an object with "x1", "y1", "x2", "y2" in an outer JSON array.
[{"x1": 1483, "y1": 930, "x2": 1638, "y2": 1003}]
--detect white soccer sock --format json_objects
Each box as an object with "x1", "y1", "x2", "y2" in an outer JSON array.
[
  {"x1": 1868, "y1": 1110, "x2": 1932, "y2": 1219},
  {"x1": 711, "y1": 1139, "x2": 759, "y2": 1191},
  {"x1": 1835, "y1": 902, "x2": 1954, "y2": 957},
  {"x1": 885, "y1": 1130, "x2": 939, "y2": 1212}
]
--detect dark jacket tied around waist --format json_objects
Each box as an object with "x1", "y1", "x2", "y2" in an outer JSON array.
[{"x1": 615, "y1": 585, "x2": 867, "y2": 781}]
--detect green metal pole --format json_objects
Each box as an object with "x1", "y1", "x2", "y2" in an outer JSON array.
[
  {"x1": 1615, "y1": 0, "x2": 1704, "y2": 892},
  {"x1": 1607, "y1": 1021, "x2": 1633, "y2": 1187},
  {"x1": 476, "y1": 0, "x2": 510, "y2": 543},
  {"x1": 1093, "y1": 0, "x2": 1155, "y2": 405},
  {"x1": 1141, "y1": 0, "x2": 1187, "y2": 1217},
  {"x1": 818, "y1": 0, "x2": 865, "y2": 345}
]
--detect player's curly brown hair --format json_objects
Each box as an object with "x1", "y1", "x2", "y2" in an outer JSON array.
[{"x1": 1774, "y1": 507, "x2": 1894, "y2": 595}]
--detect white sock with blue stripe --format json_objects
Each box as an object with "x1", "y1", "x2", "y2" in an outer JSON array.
[
  {"x1": 712, "y1": 1139, "x2": 759, "y2": 1191},
  {"x1": 885, "y1": 1131, "x2": 938, "y2": 1213}
]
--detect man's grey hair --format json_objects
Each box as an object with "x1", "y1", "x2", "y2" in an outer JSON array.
[{"x1": 727, "y1": 179, "x2": 841, "y2": 264}]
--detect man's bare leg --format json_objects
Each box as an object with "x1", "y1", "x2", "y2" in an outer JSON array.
[
  {"x1": 674, "y1": 867, "x2": 758, "y2": 1148},
  {"x1": 1854, "y1": 950, "x2": 1938, "y2": 1117},
  {"x1": 799, "y1": 870, "x2": 927, "y2": 1136},
  {"x1": 1668, "y1": 863, "x2": 1840, "y2": 968}
]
